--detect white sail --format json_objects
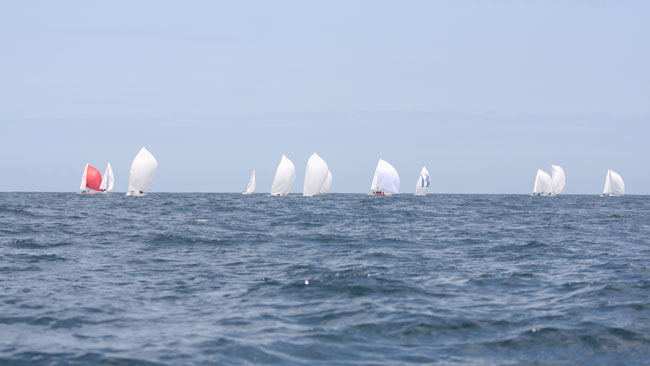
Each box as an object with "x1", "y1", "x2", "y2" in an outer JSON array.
[
  {"x1": 320, "y1": 170, "x2": 332, "y2": 194},
  {"x1": 551, "y1": 165, "x2": 565, "y2": 195},
  {"x1": 100, "y1": 162, "x2": 114, "y2": 192},
  {"x1": 603, "y1": 169, "x2": 624, "y2": 196},
  {"x1": 303, "y1": 153, "x2": 329, "y2": 197},
  {"x1": 242, "y1": 169, "x2": 256, "y2": 195},
  {"x1": 126, "y1": 147, "x2": 158, "y2": 196},
  {"x1": 270, "y1": 155, "x2": 295, "y2": 196},
  {"x1": 370, "y1": 158, "x2": 400, "y2": 194},
  {"x1": 603, "y1": 170, "x2": 612, "y2": 195},
  {"x1": 79, "y1": 163, "x2": 88, "y2": 190},
  {"x1": 414, "y1": 166, "x2": 430, "y2": 196},
  {"x1": 533, "y1": 169, "x2": 553, "y2": 195}
]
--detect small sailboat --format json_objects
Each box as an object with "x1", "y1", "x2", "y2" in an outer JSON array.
[
  {"x1": 270, "y1": 155, "x2": 295, "y2": 196},
  {"x1": 79, "y1": 164, "x2": 102, "y2": 194},
  {"x1": 370, "y1": 158, "x2": 400, "y2": 196},
  {"x1": 320, "y1": 170, "x2": 332, "y2": 194},
  {"x1": 532, "y1": 169, "x2": 553, "y2": 196},
  {"x1": 551, "y1": 165, "x2": 566, "y2": 195},
  {"x1": 242, "y1": 169, "x2": 256, "y2": 195},
  {"x1": 414, "y1": 166, "x2": 430, "y2": 196},
  {"x1": 99, "y1": 162, "x2": 114, "y2": 193},
  {"x1": 533, "y1": 165, "x2": 565, "y2": 196},
  {"x1": 126, "y1": 147, "x2": 158, "y2": 196},
  {"x1": 303, "y1": 153, "x2": 329, "y2": 197},
  {"x1": 602, "y1": 169, "x2": 625, "y2": 196}
]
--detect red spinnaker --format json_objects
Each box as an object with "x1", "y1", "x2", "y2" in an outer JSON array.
[{"x1": 86, "y1": 165, "x2": 102, "y2": 191}]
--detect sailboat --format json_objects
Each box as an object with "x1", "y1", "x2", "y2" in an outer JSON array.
[
  {"x1": 242, "y1": 169, "x2": 255, "y2": 195},
  {"x1": 551, "y1": 165, "x2": 566, "y2": 195},
  {"x1": 320, "y1": 170, "x2": 332, "y2": 194},
  {"x1": 270, "y1": 155, "x2": 295, "y2": 196},
  {"x1": 602, "y1": 169, "x2": 625, "y2": 196},
  {"x1": 532, "y1": 165, "x2": 565, "y2": 196},
  {"x1": 303, "y1": 153, "x2": 329, "y2": 197},
  {"x1": 370, "y1": 158, "x2": 400, "y2": 196},
  {"x1": 126, "y1": 147, "x2": 158, "y2": 196},
  {"x1": 99, "y1": 162, "x2": 114, "y2": 193},
  {"x1": 79, "y1": 164, "x2": 102, "y2": 194},
  {"x1": 532, "y1": 169, "x2": 553, "y2": 196},
  {"x1": 414, "y1": 166, "x2": 430, "y2": 196}
]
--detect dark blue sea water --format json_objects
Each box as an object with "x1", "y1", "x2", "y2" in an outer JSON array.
[{"x1": 1, "y1": 193, "x2": 649, "y2": 365}]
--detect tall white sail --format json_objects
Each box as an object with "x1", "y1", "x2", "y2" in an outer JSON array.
[
  {"x1": 370, "y1": 158, "x2": 400, "y2": 194},
  {"x1": 242, "y1": 169, "x2": 256, "y2": 195},
  {"x1": 100, "y1": 162, "x2": 114, "y2": 192},
  {"x1": 270, "y1": 155, "x2": 295, "y2": 196},
  {"x1": 303, "y1": 153, "x2": 329, "y2": 197},
  {"x1": 603, "y1": 169, "x2": 625, "y2": 196},
  {"x1": 126, "y1": 147, "x2": 158, "y2": 196},
  {"x1": 320, "y1": 170, "x2": 332, "y2": 194},
  {"x1": 414, "y1": 166, "x2": 430, "y2": 196},
  {"x1": 533, "y1": 169, "x2": 553, "y2": 195},
  {"x1": 551, "y1": 165, "x2": 565, "y2": 195},
  {"x1": 79, "y1": 164, "x2": 88, "y2": 190}
]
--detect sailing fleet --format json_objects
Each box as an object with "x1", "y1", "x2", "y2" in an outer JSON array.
[{"x1": 78, "y1": 149, "x2": 626, "y2": 196}]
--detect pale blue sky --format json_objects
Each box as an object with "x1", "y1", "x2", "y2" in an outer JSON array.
[{"x1": 1, "y1": 1, "x2": 648, "y2": 193}]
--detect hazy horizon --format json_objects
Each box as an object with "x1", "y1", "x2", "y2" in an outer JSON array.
[{"x1": 1, "y1": 1, "x2": 648, "y2": 194}]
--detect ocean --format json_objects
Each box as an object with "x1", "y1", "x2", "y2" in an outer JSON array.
[{"x1": 1, "y1": 193, "x2": 649, "y2": 365}]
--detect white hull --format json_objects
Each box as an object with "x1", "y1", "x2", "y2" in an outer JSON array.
[{"x1": 126, "y1": 191, "x2": 147, "y2": 197}]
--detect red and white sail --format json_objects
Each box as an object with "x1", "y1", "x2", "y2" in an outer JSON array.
[{"x1": 80, "y1": 164, "x2": 102, "y2": 192}]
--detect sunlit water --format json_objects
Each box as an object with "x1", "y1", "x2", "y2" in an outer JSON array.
[{"x1": 1, "y1": 193, "x2": 649, "y2": 365}]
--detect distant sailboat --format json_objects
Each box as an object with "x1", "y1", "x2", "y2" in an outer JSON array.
[
  {"x1": 532, "y1": 169, "x2": 553, "y2": 196},
  {"x1": 79, "y1": 164, "x2": 102, "y2": 194},
  {"x1": 242, "y1": 169, "x2": 255, "y2": 195},
  {"x1": 602, "y1": 169, "x2": 625, "y2": 196},
  {"x1": 270, "y1": 155, "x2": 295, "y2": 196},
  {"x1": 99, "y1": 162, "x2": 114, "y2": 193},
  {"x1": 303, "y1": 153, "x2": 329, "y2": 197},
  {"x1": 551, "y1": 165, "x2": 566, "y2": 195},
  {"x1": 126, "y1": 147, "x2": 158, "y2": 196},
  {"x1": 533, "y1": 165, "x2": 565, "y2": 196},
  {"x1": 320, "y1": 170, "x2": 332, "y2": 194},
  {"x1": 414, "y1": 166, "x2": 430, "y2": 196},
  {"x1": 370, "y1": 158, "x2": 400, "y2": 196}
]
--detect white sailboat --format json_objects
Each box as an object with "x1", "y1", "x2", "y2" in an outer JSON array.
[
  {"x1": 602, "y1": 169, "x2": 625, "y2": 196},
  {"x1": 320, "y1": 170, "x2": 332, "y2": 194},
  {"x1": 414, "y1": 166, "x2": 430, "y2": 196},
  {"x1": 532, "y1": 169, "x2": 553, "y2": 196},
  {"x1": 99, "y1": 162, "x2": 114, "y2": 193},
  {"x1": 242, "y1": 169, "x2": 256, "y2": 195},
  {"x1": 370, "y1": 158, "x2": 400, "y2": 196},
  {"x1": 303, "y1": 153, "x2": 329, "y2": 197},
  {"x1": 551, "y1": 165, "x2": 566, "y2": 195},
  {"x1": 126, "y1": 147, "x2": 158, "y2": 196},
  {"x1": 270, "y1": 155, "x2": 295, "y2": 196}
]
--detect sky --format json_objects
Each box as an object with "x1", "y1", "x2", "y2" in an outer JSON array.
[{"x1": 0, "y1": 1, "x2": 648, "y2": 193}]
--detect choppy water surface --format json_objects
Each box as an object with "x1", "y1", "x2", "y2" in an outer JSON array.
[{"x1": 1, "y1": 193, "x2": 649, "y2": 365}]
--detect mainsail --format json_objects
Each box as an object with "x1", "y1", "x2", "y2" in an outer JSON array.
[
  {"x1": 243, "y1": 169, "x2": 256, "y2": 195},
  {"x1": 126, "y1": 147, "x2": 158, "y2": 196},
  {"x1": 270, "y1": 155, "x2": 295, "y2": 196},
  {"x1": 414, "y1": 166, "x2": 430, "y2": 196},
  {"x1": 303, "y1": 153, "x2": 329, "y2": 196}
]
